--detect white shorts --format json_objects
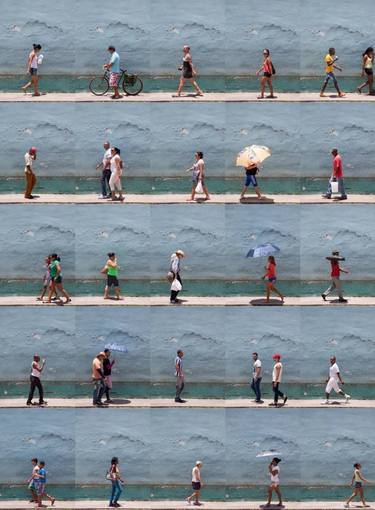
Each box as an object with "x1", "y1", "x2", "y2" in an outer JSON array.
[
  {"x1": 326, "y1": 377, "x2": 340, "y2": 394},
  {"x1": 109, "y1": 173, "x2": 122, "y2": 192}
]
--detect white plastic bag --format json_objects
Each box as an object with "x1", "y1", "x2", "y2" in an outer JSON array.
[
  {"x1": 37, "y1": 54, "x2": 44, "y2": 65},
  {"x1": 195, "y1": 180, "x2": 203, "y2": 194},
  {"x1": 331, "y1": 181, "x2": 339, "y2": 194},
  {"x1": 171, "y1": 279, "x2": 182, "y2": 292}
]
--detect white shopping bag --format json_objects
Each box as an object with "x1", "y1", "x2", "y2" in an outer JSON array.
[
  {"x1": 195, "y1": 181, "x2": 204, "y2": 194},
  {"x1": 171, "y1": 279, "x2": 182, "y2": 292},
  {"x1": 331, "y1": 181, "x2": 339, "y2": 194}
]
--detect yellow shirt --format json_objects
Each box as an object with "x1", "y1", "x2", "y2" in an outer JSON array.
[{"x1": 325, "y1": 54, "x2": 334, "y2": 73}]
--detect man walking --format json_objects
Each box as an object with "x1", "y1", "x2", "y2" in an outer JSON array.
[
  {"x1": 320, "y1": 47, "x2": 345, "y2": 98},
  {"x1": 251, "y1": 352, "x2": 263, "y2": 403},
  {"x1": 324, "y1": 356, "x2": 351, "y2": 404},
  {"x1": 92, "y1": 352, "x2": 106, "y2": 406},
  {"x1": 187, "y1": 461, "x2": 203, "y2": 506},
  {"x1": 96, "y1": 141, "x2": 112, "y2": 198},
  {"x1": 270, "y1": 353, "x2": 287, "y2": 407},
  {"x1": 322, "y1": 148, "x2": 347, "y2": 200},
  {"x1": 103, "y1": 349, "x2": 115, "y2": 403},
  {"x1": 104, "y1": 46, "x2": 122, "y2": 99},
  {"x1": 175, "y1": 350, "x2": 185, "y2": 403},
  {"x1": 322, "y1": 251, "x2": 349, "y2": 303},
  {"x1": 24, "y1": 147, "x2": 37, "y2": 199},
  {"x1": 169, "y1": 250, "x2": 185, "y2": 304},
  {"x1": 26, "y1": 355, "x2": 47, "y2": 406}
]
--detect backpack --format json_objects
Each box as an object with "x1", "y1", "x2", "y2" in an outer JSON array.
[{"x1": 271, "y1": 62, "x2": 276, "y2": 75}]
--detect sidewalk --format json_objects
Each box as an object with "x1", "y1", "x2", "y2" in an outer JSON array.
[
  {"x1": 0, "y1": 500, "x2": 368, "y2": 509},
  {"x1": 0, "y1": 398, "x2": 371, "y2": 409},
  {"x1": 0, "y1": 296, "x2": 373, "y2": 307},
  {"x1": 0, "y1": 194, "x2": 373, "y2": 205},
  {"x1": 0, "y1": 92, "x2": 374, "y2": 103}
]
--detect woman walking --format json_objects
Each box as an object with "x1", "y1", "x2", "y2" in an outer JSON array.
[
  {"x1": 175, "y1": 45, "x2": 203, "y2": 97},
  {"x1": 101, "y1": 252, "x2": 122, "y2": 300},
  {"x1": 185, "y1": 152, "x2": 210, "y2": 201},
  {"x1": 108, "y1": 457, "x2": 124, "y2": 508},
  {"x1": 345, "y1": 463, "x2": 370, "y2": 508},
  {"x1": 109, "y1": 147, "x2": 124, "y2": 202},
  {"x1": 47, "y1": 254, "x2": 71, "y2": 304},
  {"x1": 264, "y1": 458, "x2": 283, "y2": 508},
  {"x1": 262, "y1": 256, "x2": 284, "y2": 304},
  {"x1": 358, "y1": 47, "x2": 374, "y2": 95},
  {"x1": 169, "y1": 250, "x2": 185, "y2": 304},
  {"x1": 256, "y1": 49, "x2": 275, "y2": 99},
  {"x1": 21, "y1": 44, "x2": 42, "y2": 96},
  {"x1": 239, "y1": 161, "x2": 262, "y2": 200}
]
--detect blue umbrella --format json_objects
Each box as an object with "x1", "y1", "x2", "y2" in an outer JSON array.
[
  {"x1": 246, "y1": 243, "x2": 280, "y2": 258},
  {"x1": 104, "y1": 343, "x2": 128, "y2": 353}
]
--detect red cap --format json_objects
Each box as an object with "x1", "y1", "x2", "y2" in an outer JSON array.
[
  {"x1": 272, "y1": 353, "x2": 281, "y2": 359},
  {"x1": 30, "y1": 147, "x2": 37, "y2": 154}
]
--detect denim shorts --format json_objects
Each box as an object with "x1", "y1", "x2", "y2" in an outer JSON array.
[
  {"x1": 30, "y1": 68, "x2": 38, "y2": 75},
  {"x1": 245, "y1": 174, "x2": 258, "y2": 187}
]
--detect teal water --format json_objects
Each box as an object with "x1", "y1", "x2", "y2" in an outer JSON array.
[
  {"x1": 1, "y1": 382, "x2": 375, "y2": 400},
  {"x1": 2, "y1": 483, "x2": 375, "y2": 501},
  {"x1": 0, "y1": 279, "x2": 373, "y2": 297},
  {"x1": 1, "y1": 177, "x2": 375, "y2": 195},
  {"x1": 0, "y1": 75, "x2": 369, "y2": 93}
]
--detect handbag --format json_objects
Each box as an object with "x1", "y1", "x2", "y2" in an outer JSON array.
[
  {"x1": 171, "y1": 279, "x2": 182, "y2": 292},
  {"x1": 195, "y1": 181, "x2": 204, "y2": 194},
  {"x1": 105, "y1": 472, "x2": 112, "y2": 481},
  {"x1": 331, "y1": 181, "x2": 339, "y2": 193},
  {"x1": 167, "y1": 271, "x2": 174, "y2": 282}
]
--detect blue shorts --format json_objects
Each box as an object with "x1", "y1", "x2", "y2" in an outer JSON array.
[
  {"x1": 245, "y1": 174, "x2": 258, "y2": 187},
  {"x1": 30, "y1": 68, "x2": 38, "y2": 76},
  {"x1": 267, "y1": 277, "x2": 277, "y2": 283}
]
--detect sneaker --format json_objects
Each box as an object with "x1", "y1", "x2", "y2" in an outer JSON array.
[
  {"x1": 321, "y1": 294, "x2": 326, "y2": 301},
  {"x1": 175, "y1": 398, "x2": 186, "y2": 403},
  {"x1": 109, "y1": 504, "x2": 116, "y2": 508},
  {"x1": 338, "y1": 195, "x2": 347, "y2": 200},
  {"x1": 268, "y1": 402, "x2": 277, "y2": 406},
  {"x1": 322, "y1": 194, "x2": 331, "y2": 199},
  {"x1": 255, "y1": 400, "x2": 264, "y2": 404},
  {"x1": 345, "y1": 394, "x2": 351, "y2": 402},
  {"x1": 283, "y1": 396, "x2": 288, "y2": 405},
  {"x1": 104, "y1": 399, "x2": 113, "y2": 404}
]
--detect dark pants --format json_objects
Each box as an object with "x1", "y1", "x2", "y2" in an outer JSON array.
[
  {"x1": 176, "y1": 376, "x2": 185, "y2": 399},
  {"x1": 93, "y1": 378, "x2": 105, "y2": 404},
  {"x1": 170, "y1": 273, "x2": 182, "y2": 302},
  {"x1": 110, "y1": 480, "x2": 122, "y2": 504},
  {"x1": 251, "y1": 377, "x2": 262, "y2": 401},
  {"x1": 27, "y1": 375, "x2": 44, "y2": 404},
  {"x1": 273, "y1": 382, "x2": 284, "y2": 404},
  {"x1": 101, "y1": 169, "x2": 111, "y2": 197}
]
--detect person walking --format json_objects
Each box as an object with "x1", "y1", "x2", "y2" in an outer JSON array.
[
  {"x1": 96, "y1": 141, "x2": 112, "y2": 198},
  {"x1": 321, "y1": 251, "x2": 349, "y2": 303},
  {"x1": 263, "y1": 458, "x2": 284, "y2": 508},
  {"x1": 34, "y1": 460, "x2": 55, "y2": 508},
  {"x1": 28, "y1": 458, "x2": 39, "y2": 503},
  {"x1": 324, "y1": 356, "x2": 351, "y2": 404},
  {"x1": 108, "y1": 457, "x2": 124, "y2": 507},
  {"x1": 24, "y1": 147, "x2": 37, "y2": 199},
  {"x1": 175, "y1": 350, "x2": 185, "y2": 403},
  {"x1": 103, "y1": 349, "x2": 115, "y2": 403},
  {"x1": 175, "y1": 45, "x2": 203, "y2": 97},
  {"x1": 270, "y1": 354, "x2": 287, "y2": 407},
  {"x1": 256, "y1": 49, "x2": 275, "y2": 99},
  {"x1": 104, "y1": 46, "x2": 122, "y2": 99},
  {"x1": 262, "y1": 256, "x2": 284, "y2": 304},
  {"x1": 92, "y1": 352, "x2": 106, "y2": 406},
  {"x1": 320, "y1": 47, "x2": 345, "y2": 98},
  {"x1": 47, "y1": 254, "x2": 71, "y2": 304},
  {"x1": 37, "y1": 255, "x2": 52, "y2": 301},
  {"x1": 101, "y1": 252, "x2": 122, "y2": 300},
  {"x1": 169, "y1": 250, "x2": 185, "y2": 304},
  {"x1": 358, "y1": 47, "x2": 374, "y2": 95},
  {"x1": 109, "y1": 147, "x2": 124, "y2": 201},
  {"x1": 185, "y1": 152, "x2": 210, "y2": 201},
  {"x1": 345, "y1": 463, "x2": 371, "y2": 508},
  {"x1": 26, "y1": 355, "x2": 47, "y2": 406},
  {"x1": 187, "y1": 461, "x2": 203, "y2": 506},
  {"x1": 240, "y1": 161, "x2": 263, "y2": 200},
  {"x1": 251, "y1": 352, "x2": 263, "y2": 403},
  {"x1": 322, "y1": 148, "x2": 347, "y2": 200},
  {"x1": 21, "y1": 44, "x2": 43, "y2": 96}
]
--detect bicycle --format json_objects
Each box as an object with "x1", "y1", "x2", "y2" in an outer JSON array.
[{"x1": 89, "y1": 69, "x2": 143, "y2": 96}]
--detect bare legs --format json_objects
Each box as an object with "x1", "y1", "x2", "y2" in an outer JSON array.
[
  {"x1": 240, "y1": 185, "x2": 262, "y2": 200},
  {"x1": 104, "y1": 285, "x2": 122, "y2": 300},
  {"x1": 358, "y1": 74, "x2": 374, "y2": 95},
  {"x1": 266, "y1": 283, "x2": 284, "y2": 303},
  {"x1": 258, "y1": 77, "x2": 274, "y2": 99},
  {"x1": 187, "y1": 490, "x2": 201, "y2": 505},
  {"x1": 345, "y1": 486, "x2": 370, "y2": 507},
  {"x1": 188, "y1": 183, "x2": 210, "y2": 201},
  {"x1": 266, "y1": 485, "x2": 283, "y2": 507},
  {"x1": 22, "y1": 74, "x2": 40, "y2": 96},
  {"x1": 176, "y1": 77, "x2": 203, "y2": 97}
]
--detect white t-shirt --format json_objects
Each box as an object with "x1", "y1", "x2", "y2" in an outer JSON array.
[
  {"x1": 329, "y1": 362, "x2": 340, "y2": 381},
  {"x1": 31, "y1": 361, "x2": 41, "y2": 379},
  {"x1": 175, "y1": 356, "x2": 183, "y2": 377},
  {"x1": 102, "y1": 148, "x2": 112, "y2": 169},
  {"x1": 272, "y1": 362, "x2": 282, "y2": 383},
  {"x1": 270, "y1": 465, "x2": 280, "y2": 484},
  {"x1": 253, "y1": 359, "x2": 262, "y2": 378},
  {"x1": 24, "y1": 152, "x2": 33, "y2": 173},
  {"x1": 110, "y1": 154, "x2": 122, "y2": 176},
  {"x1": 192, "y1": 466, "x2": 200, "y2": 482}
]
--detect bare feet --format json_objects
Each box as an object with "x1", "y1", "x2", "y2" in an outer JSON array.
[
  {"x1": 319, "y1": 93, "x2": 326, "y2": 97},
  {"x1": 339, "y1": 92, "x2": 346, "y2": 97}
]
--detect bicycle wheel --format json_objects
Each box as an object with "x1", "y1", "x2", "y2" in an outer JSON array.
[
  {"x1": 122, "y1": 74, "x2": 143, "y2": 96},
  {"x1": 89, "y1": 76, "x2": 109, "y2": 96}
]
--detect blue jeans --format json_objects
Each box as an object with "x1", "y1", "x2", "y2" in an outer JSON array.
[
  {"x1": 327, "y1": 177, "x2": 346, "y2": 197},
  {"x1": 110, "y1": 480, "x2": 122, "y2": 504},
  {"x1": 251, "y1": 377, "x2": 262, "y2": 401},
  {"x1": 101, "y1": 169, "x2": 111, "y2": 197},
  {"x1": 93, "y1": 378, "x2": 105, "y2": 404}
]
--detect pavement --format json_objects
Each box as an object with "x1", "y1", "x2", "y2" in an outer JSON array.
[
  {"x1": 1, "y1": 92, "x2": 375, "y2": 103},
  {"x1": 0, "y1": 194, "x2": 373, "y2": 205},
  {"x1": 0, "y1": 398, "x2": 371, "y2": 409},
  {"x1": 0, "y1": 296, "x2": 373, "y2": 307},
  {"x1": 0, "y1": 501, "x2": 371, "y2": 509}
]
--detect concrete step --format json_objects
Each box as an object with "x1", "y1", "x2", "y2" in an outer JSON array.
[
  {"x1": 1, "y1": 92, "x2": 375, "y2": 103},
  {"x1": 0, "y1": 296, "x2": 373, "y2": 307},
  {"x1": 0, "y1": 398, "x2": 371, "y2": 409},
  {"x1": 0, "y1": 194, "x2": 373, "y2": 205}
]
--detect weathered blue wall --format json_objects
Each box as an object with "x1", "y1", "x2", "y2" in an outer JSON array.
[
  {"x1": 2, "y1": 408, "x2": 375, "y2": 485},
  {"x1": 0, "y1": 0, "x2": 373, "y2": 75},
  {"x1": 1, "y1": 103, "x2": 375, "y2": 177},
  {"x1": 1, "y1": 306, "x2": 374, "y2": 383},
  {"x1": 1, "y1": 204, "x2": 374, "y2": 280}
]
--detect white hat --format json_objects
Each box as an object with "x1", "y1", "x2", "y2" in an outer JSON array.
[
  {"x1": 195, "y1": 460, "x2": 202, "y2": 466},
  {"x1": 176, "y1": 250, "x2": 185, "y2": 257}
]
